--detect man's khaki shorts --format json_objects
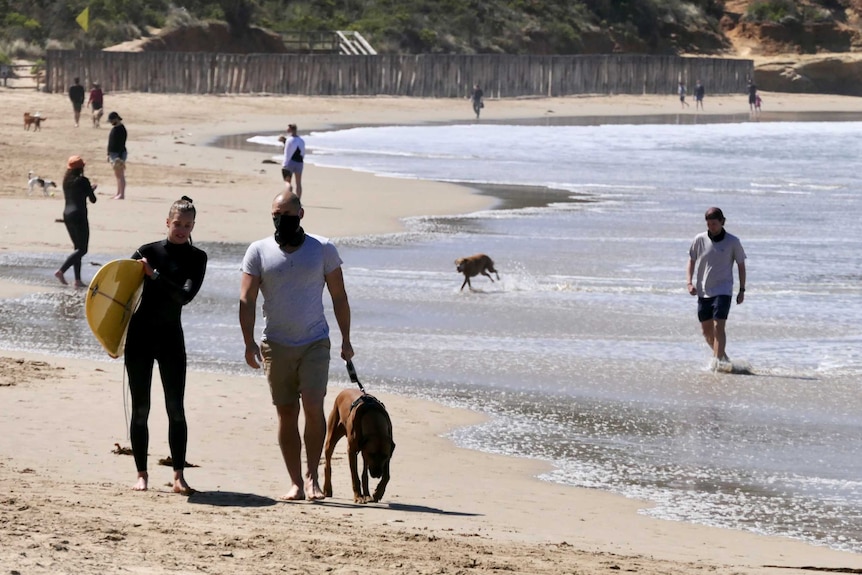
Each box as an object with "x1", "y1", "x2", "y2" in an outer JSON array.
[{"x1": 260, "y1": 338, "x2": 330, "y2": 406}]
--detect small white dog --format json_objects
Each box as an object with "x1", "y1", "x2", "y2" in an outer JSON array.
[{"x1": 27, "y1": 171, "x2": 57, "y2": 197}]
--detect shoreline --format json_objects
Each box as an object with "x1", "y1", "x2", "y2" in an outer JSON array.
[
  {"x1": 4, "y1": 349, "x2": 862, "y2": 573},
  {"x1": 2, "y1": 92, "x2": 862, "y2": 572}
]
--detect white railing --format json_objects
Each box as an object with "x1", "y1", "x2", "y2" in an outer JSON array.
[{"x1": 336, "y1": 31, "x2": 377, "y2": 55}]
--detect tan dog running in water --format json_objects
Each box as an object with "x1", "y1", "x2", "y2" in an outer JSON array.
[
  {"x1": 323, "y1": 388, "x2": 395, "y2": 503},
  {"x1": 455, "y1": 253, "x2": 500, "y2": 291}
]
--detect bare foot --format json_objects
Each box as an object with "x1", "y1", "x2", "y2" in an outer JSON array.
[
  {"x1": 112, "y1": 195, "x2": 125, "y2": 200},
  {"x1": 74, "y1": 280, "x2": 86, "y2": 289},
  {"x1": 54, "y1": 270, "x2": 68, "y2": 285},
  {"x1": 279, "y1": 484, "x2": 305, "y2": 501},
  {"x1": 305, "y1": 478, "x2": 325, "y2": 501},
  {"x1": 132, "y1": 473, "x2": 148, "y2": 491},
  {"x1": 173, "y1": 475, "x2": 195, "y2": 496}
]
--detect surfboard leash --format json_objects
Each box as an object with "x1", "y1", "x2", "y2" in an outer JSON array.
[
  {"x1": 345, "y1": 360, "x2": 366, "y2": 394},
  {"x1": 122, "y1": 357, "x2": 132, "y2": 441}
]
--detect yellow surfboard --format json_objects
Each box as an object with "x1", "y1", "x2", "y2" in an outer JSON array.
[{"x1": 85, "y1": 259, "x2": 145, "y2": 359}]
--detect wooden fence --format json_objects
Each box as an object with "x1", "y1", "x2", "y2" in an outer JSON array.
[{"x1": 45, "y1": 51, "x2": 753, "y2": 97}]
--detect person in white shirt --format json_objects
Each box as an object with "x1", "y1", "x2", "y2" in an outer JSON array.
[
  {"x1": 686, "y1": 207, "x2": 746, "y2": 368},
  {"x1": 278, "y1": 124, "x2": 306, "y2": 198}
]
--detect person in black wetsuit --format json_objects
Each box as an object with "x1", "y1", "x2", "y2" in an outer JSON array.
[
  {"x1": 54, "y1": 155, "x2": 97, "y2": 288},
  {"x1": 125, "y1": 196, "x2": 207, "y2": 495}
]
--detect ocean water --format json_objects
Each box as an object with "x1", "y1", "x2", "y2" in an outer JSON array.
[{"x1": 3, "y1": 115, "x2": 862, "y2": 553}]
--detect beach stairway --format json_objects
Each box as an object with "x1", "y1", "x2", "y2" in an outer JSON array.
[{"x1": 336, "y1": 31, "x2": 377, "y2": 55}]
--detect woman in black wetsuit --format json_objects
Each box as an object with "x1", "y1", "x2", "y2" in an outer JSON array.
[
  {"x1": 55, "y1": 155, "x2": 97, "y2": 287},
  {"x1": 126, "y1": 196, "x2": 207, "y2": 495}
]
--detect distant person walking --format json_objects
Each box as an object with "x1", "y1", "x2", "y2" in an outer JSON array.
[
  {"x1": 694, "y1": 80, "x2": 705, "y2": 111},
  {"x1": 54, "y1": 155, "x2": 97, "y2": 288},
  {"x1": 471, "y1": 84, "x2": 484, "y2": 119},
  {"x1": 747, "y1": 78, "x2": 757, "y2": 112},
  {"x1": 278, "y1": 124, "x2": 305, "y2": 198},
  {"x1": 1, "y1": 64, "x2": 9, "y2": 87},
  {"x1": 88, "y1": 81, "x2": 104, "y2": 127},
  {"x1": 107, "y1": 111, "x2": 127, "y2": 200},
  {"x1": 678, "y1": 81, "x2": 689, "y2": 108},
  {"x1": 754, "y1": 93, "x2": 763, "y2": 114},
  {"x1": 68, "y1": 77, "x2": 86, "y2": 127},
  {"x1": 686, "y1": 207, "x2": 746, "y2": 369}
]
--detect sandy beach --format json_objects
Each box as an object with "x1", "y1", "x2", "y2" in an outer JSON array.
[{"x1": 3, "y1": 87, "x2": 862, "y2": 574}]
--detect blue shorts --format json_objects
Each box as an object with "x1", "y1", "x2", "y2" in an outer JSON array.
[{"x1": 698, "y1": 295, "x2": 732, "y2": 322}]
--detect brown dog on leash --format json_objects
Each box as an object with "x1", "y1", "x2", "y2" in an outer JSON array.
[
  {"x1": 323, "y1": 388, "x2": 395, "y2": 503},
  {"x1": 455, "y1": 253, "x2": 500, "y2": 291}
]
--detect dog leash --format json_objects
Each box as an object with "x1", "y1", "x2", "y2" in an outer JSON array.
[{"x1": 345, "y1": 360, "x2": 366, "y2": 394}]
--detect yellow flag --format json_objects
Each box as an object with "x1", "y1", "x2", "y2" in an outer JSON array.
[{"x1": 76, "y1": 7, "x2": 89, "y2": 32}]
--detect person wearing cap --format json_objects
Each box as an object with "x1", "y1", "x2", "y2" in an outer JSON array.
[
  {"x1": 686, "y1": 207, "x2": 746, "y2": 369},
  {"x1": 278, "y1": 123, "x2": 305, "y2": 198},
  {"x1": 107, "y1": 111, "x2": 128, "y2": 200},
  {"x1": 54, "y1": 156, "x2": 97, "y2": 288},
  {"x1": 87, "y1": 82, "x2": 104, "y2": 127}
]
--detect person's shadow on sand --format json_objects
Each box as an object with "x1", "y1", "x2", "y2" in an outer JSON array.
[
  {"x1": 187, "y1": 493, "x2": 479, "y2": 516},
  {"x1": 187, "y1": 491, "x2": 278, "y2": 508},
  {"x1": 386, "y1": 502, "x2": 480, "y2": 516},
  {"x1": 311, "y1": 499, "x2": 480, "y2": 517}
]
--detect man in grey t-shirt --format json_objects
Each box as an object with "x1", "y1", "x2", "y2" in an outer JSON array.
[
  {"x1": 686, "y1": 207, "x2": 746, "y2": 368},
  {"x1": 239, "y1": 191, "x2": 353, "y2": 501}
]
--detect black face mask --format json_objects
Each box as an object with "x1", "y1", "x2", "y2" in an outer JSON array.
[{"x1": 273, "y1": 214, "x2": 305, "y2": 247}]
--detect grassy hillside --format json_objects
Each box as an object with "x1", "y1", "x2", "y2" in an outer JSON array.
[
  {"x1": 1, "y1": 0, "x2": 860, "y2": 61},
  {"x1": 0, "y1": 0, "x2": 728, "y2": 57}
]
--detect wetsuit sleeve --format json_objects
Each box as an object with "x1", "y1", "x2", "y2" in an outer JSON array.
[
  {"x1": 82, "y1": 176, "x2": 97, "y2": 204},
  {"x1": 152, "y1": 249, "x2": 207, "y2": 306}
]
